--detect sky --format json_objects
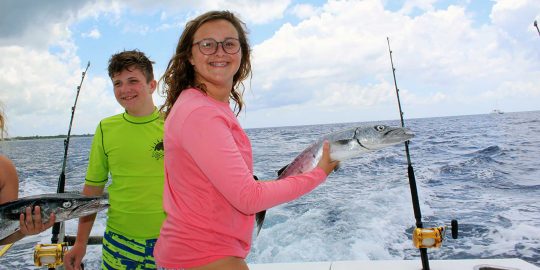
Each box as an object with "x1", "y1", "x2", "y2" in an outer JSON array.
[{"x1": 0, "y1": 0, "x2": 539, "y2": 137}]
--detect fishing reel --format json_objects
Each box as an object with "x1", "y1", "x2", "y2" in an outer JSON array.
[
  {"x1": 34, "y1": 243, "x2": 67, "y2": 267},
  {"x1": 412, "y1": 219, "x2": 458, "y2": 249}
]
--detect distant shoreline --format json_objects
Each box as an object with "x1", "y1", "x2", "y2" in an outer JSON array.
[{"x1": 3, "y1": 134, "x2": 94, "y2": 141}]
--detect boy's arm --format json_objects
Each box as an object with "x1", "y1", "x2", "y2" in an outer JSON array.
[
  {"x1": 64, "y1": 184, "x2": 105, "y2": 270},
  {"x1": 74, "y1": 184, "x2": 105, "y2": 245}
]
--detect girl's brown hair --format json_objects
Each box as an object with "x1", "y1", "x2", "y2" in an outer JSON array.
[
  {"x1": 0, "y1": 105, "x2": 6, "y2": 139},
  {"x1": 159, "y1": 10, "x2": 252, "y2": 118}
]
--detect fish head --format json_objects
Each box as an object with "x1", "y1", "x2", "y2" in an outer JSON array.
[
  {"x1": 324, "y1": 125, "x2": 413, "y2": 161},
  {"x1": 354, "y1": 125, "x2": 414, "y2": 150},
  {"x1": 40, "y1": 193, "x2": 110, "y2": 222}
]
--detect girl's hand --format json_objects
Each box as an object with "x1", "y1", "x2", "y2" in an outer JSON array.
[{"x1": 317, "y1": 140, "x2": 340, "y2": 175}]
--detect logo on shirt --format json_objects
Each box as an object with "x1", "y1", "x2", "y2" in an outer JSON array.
[{"x1": 151, "y1": 139, "x2": 164, "y2": 160}]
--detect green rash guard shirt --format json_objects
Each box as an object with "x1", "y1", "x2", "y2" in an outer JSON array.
[{"x1": 85, "y1": 108, "x2": 165, "y2": 239}]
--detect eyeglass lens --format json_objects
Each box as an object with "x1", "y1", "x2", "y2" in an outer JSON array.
[{"x1": 196, "y1": 38, "x2": 240, "y2": 55}]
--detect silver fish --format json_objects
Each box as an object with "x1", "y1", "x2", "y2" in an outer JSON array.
[
  {"x1": 255, "y1": 125, "x2": 414, "y2": 235},
  {"x1": 0, "y1": 193, "x2": 109, "y2": 241}
]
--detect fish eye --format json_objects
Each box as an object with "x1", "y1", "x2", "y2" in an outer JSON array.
[
  {"x1": 375, "y1": 125, "x2": 386, "y2": 132},
  {"x1": 62, "y1": 201, "x2": 72, "y2": 208}
]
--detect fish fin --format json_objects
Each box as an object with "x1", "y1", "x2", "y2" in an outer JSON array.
[
  {"x1": 253, "y1": 175, "x2": 266, "y2": 235},
  {"x1": 255, "y1": 210, "x2": 266, "y2": 236},
  {"x1": 277, "y1": 164, "x2": 289, "y2": 177},
  {"x1": 253, "y1": 175, "x2": 266, "y2": 236}
]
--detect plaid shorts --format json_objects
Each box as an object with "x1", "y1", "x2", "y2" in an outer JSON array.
[{"x1": 101, "y1": 228, "x2": 157, "y2": 270}]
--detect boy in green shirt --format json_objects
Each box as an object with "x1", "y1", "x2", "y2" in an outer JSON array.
[{"x1": 64, "y1": 50, "x2": 165, "y2": 270}]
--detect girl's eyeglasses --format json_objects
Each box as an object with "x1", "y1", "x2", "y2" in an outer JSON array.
[{"x1": 192, "y1": 38, "x2": 241, "y2": 55}]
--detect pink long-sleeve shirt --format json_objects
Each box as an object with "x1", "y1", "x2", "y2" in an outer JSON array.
[{"x1": 154, "y1": 88, "x2": 327, "y2": 268}]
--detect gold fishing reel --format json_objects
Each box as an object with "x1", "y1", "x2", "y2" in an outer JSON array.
[
  {"x1": 34, "y1": 243, "x2": 67, "y2": 267},
  {"x1": 412, "y1": 219, "x2": 458, "y2": 249}
]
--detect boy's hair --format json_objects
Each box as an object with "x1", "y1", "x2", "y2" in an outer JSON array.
[{"x1": 108, "y1": 50, "x2": 155, "y2": 82}]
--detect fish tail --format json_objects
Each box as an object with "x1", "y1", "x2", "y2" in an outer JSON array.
[{"x1": 255, "y1": 210, "x2": 266, "y2": 236}]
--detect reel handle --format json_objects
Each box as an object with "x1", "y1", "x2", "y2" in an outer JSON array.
[{"x1": 451, "y1": 219, "x2": 459, "y2": 239}]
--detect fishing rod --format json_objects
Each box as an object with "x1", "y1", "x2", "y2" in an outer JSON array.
[
  {"x1": 50, "y1": 61, "x2": 90, "y2": 245},
  {"x1": 386, "y1": 37, "x2": 430, "y2": 270},
  {"x1": 33, "y1": 62, "x2": 91, "y2": 270},
  {"x1": 534, "y1": 20, "x2": 540, "y2": 37},
  {"x1": 33, "y1": 62, "x2": 104, "y2": 269},
  {"x1": 386, "y1": 38, "x2": 458, "y2": 270},
  {"x1": 56, "y1": 61, "x2": 90, "y2": 195}
]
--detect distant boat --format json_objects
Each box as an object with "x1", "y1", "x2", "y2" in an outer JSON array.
[{"x1": 491, "y1": 109, "x2": 504, "y2": 114}]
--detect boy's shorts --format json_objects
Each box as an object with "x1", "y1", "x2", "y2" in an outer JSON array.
[{"x1": 101, "y1": 228, "x2": 157, "y2": 270}]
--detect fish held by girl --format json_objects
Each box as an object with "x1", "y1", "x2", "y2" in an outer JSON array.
[{"x1": 255, "y1": 125, "x2": 414, "y2": 235}]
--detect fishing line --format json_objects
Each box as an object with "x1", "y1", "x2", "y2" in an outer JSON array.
[{"x1": 386, "y1": 37, "x2": 431, "y2": 270}]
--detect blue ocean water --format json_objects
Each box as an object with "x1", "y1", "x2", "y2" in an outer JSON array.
[{"x1": 0, "y1": 111, "x2": 539, "y2": 269}]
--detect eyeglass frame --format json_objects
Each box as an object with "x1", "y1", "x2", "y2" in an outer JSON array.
[{"x1": 192, "y1": 38, "x2": 242, "y2": 55}]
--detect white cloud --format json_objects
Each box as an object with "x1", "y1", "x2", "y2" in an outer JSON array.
[
  {"x1": 316, "y1": 82, "x2": 395, "y2": 108},
  {"x1": 0, "y1": 1, "x2": 119, "y2": 136},
  {"x1": 491, "y1": 0, "x2": 540, "y2": 41},
  {"x1": 104, "y1": 0, "x2": 291, "y2": 25},
  {"x1": 225, "y1": 0, "x2": 291, "y2": 25},
  {"x1": 243, "y1": 0, "x2": 540, "y2": 129},
  {"x1": 1, "y1": 0, "x2": 539, "y2": 136},
  {"x1": 0, "y1": 0, "x2": 92, "y2": 49},
  {"x1": 290, "y1": 4, "x2": 320, "y2": 19},
  {"x1": 82, "y1": 29, "x2": 101, "y2": 39},
  {"x1": 399, "y1": 0, "x2": 437, "y2": 14},
  {"x1": 0, "y1": 45, "x2": 118, "y2": 137}
]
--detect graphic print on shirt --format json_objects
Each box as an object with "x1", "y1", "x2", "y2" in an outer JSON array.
[{"x1": 151, "y1": 139, "x2": 164, "y2": 160}]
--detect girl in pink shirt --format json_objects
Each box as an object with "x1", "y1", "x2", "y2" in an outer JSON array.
[{"x1": 154, "y1": 11, "x2": 338, "y2": 270}]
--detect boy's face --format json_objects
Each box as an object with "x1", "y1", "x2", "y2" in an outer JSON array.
[{"x1": 111, "y1": 67, "x2": 156, "y2": 116}]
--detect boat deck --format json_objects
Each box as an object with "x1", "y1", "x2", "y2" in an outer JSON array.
[{"x1": 249, "y1": 258, "x2": 539, "y2": 270}]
